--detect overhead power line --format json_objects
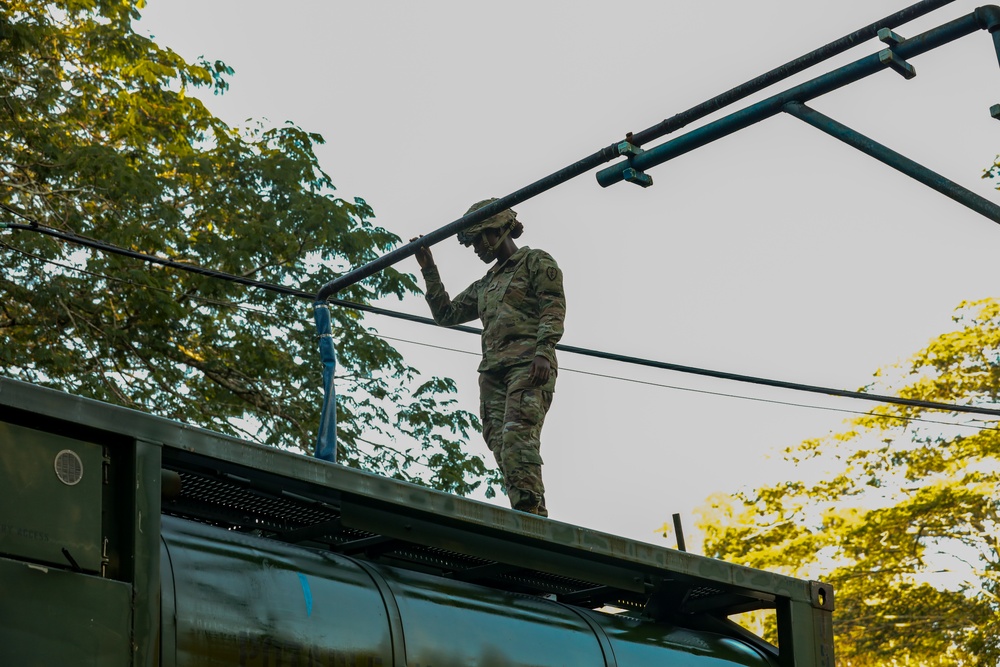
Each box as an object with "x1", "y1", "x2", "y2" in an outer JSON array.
[
  {"x1": 4, "y1": 220, "x2": 999, "y2": 419},
  {"x1": 379, "y1": 333, "x2": 998, "y2": 433},
  {"x1": 3, "y1": 236, "x2": 990, "y2": 433}
]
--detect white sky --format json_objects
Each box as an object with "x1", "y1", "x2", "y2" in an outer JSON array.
[{"x1": 138, "y1": 1, "x2": 1000, "y2": 548}]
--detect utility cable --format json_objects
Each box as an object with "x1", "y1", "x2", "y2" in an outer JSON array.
[
  {"x1": 378, "y1": 333, "x2": 998, "y2": 432},
  {"x1": 5, "y1": 237, "x2": 988, "y2": 433},
  {"x1": 4, "y1": 220, "x2": 999, "y2": 419}
]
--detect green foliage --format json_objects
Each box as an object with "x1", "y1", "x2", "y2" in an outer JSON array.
[
  {"x1": 699, "y1": 299, "x2": 1000, "y2": 666},
  {"x1": 0, "y1": 1, "x2": 496, "y2": 496}
]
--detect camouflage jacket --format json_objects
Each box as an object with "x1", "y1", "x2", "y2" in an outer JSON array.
[{"x1": 422, "y1": 246, "x2": 566, "y2": 373}]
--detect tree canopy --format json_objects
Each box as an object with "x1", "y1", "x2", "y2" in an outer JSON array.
[
  {"x1": 699, "y1": 298, "x2": 1000, "y2": 666},
  {"x1": 0, "y1": 0, "x2": 495, "y2": 495}
]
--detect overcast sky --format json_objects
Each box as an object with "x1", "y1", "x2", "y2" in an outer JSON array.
[{"x1": 139, "y1": 1, "x2": 1000, "y2": 547}]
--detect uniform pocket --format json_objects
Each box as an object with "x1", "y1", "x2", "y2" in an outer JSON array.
[
  {"x1": 519, "y1": 448, "x2": 544, "y2": 465},
  {"x1": 514, "y1": 388, "x2": 549, "y2": 427}
]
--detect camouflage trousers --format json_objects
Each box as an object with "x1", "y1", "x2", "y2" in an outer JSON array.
[{"x1": 479, "y1": 363, "x2": 555, "y2": 517}]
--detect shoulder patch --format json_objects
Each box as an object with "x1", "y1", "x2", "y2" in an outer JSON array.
[{"x1": 546, "y1": 266, "x2": 558, "y2": 281}]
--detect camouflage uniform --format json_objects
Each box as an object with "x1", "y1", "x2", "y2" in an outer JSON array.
[{"x1": 422, "y1": 246, "x2": 565, "y2": 516}]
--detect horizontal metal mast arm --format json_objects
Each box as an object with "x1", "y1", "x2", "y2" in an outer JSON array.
[
  {"x1": 316, "y1": 147, "x2": 619, "y2": 300},
  {"x1": 314, "y1": 1, "x2": 961, "y2": 299},
  {"x1": 597, "y1": 8, "x2": 991, "y2": 187},
  {"x1": 627, "y1": 0, "x2": 958, "y2": 147}
]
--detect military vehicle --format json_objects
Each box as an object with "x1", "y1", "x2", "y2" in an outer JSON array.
[{"x1": 0, "y1": 377, "x2": 833, "y2": 666}]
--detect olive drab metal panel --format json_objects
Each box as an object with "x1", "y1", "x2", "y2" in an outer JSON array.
[
  {"x1": 0, "y1": 396, "x2": 161, "y2": 667},
  {"x1": 0, "y1": 422, "x2": 104, "y2": 572},
  {"x1": 163, "y1": 515, "x2": 396, "y2": 666},
  {"x1": 0, "y1": 556, "x2": 132, "y2": 667},
  {"x1": 1, "y1": 375, "x2": 831, "y2": 666},
  {"x1": 161, "y1": 516, "x2": 778, "y2": 667}
]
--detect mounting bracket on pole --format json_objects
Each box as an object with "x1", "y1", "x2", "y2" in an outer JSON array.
[
  {"x1": 877, "y1": 27, "x2": 906, "y2": 46},
  {"x1": 617, "y1": 140, "x2": 654, "y2": 187},
  {"x1": 877, "y1": 28, "x2": 917, "y2": 79}
]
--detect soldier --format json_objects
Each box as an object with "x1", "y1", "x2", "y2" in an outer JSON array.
[{"x1": 412, "y1": 199, "x2": 566, "y2": 517}]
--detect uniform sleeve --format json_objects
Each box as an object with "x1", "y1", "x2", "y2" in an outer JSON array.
[
  {"x1": 422, "y1": 265, "x2": 479, "y2": 326},
  {"x1": 528, "y1": 250, "x2": 566, "y2": 365}
]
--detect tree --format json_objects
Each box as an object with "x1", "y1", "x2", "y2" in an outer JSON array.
[
  {"x1": 699, "y1": 298, "x2": 1000, "y2": 666},
  {"x1": 0, "y1": 0, "x2": 495, "y2": 495}
]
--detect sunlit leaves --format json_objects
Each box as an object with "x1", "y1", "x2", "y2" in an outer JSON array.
[
  {"x1": 0, "y1": 1, "x2": 493, "y2": 496},
  {"x1": 699, "y1": 299, "x2": 1000, "y2": 665}
]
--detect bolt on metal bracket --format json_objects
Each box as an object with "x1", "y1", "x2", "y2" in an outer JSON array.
[
  {"x1": 877, "y1": 27, "x2": 906, "y2": 46},
  {"x1": 876, "y1": 28, "x2": 916, "y2": 79},
  {"x1": 879, "y1": 48, "x2": 917, "y2": 79},
  {"x1": 617, "y1": 141, "x2": 654, "y2": 188},
  {"x1": 617, "y1": 140, "x2": 643, "y2": 157}
]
